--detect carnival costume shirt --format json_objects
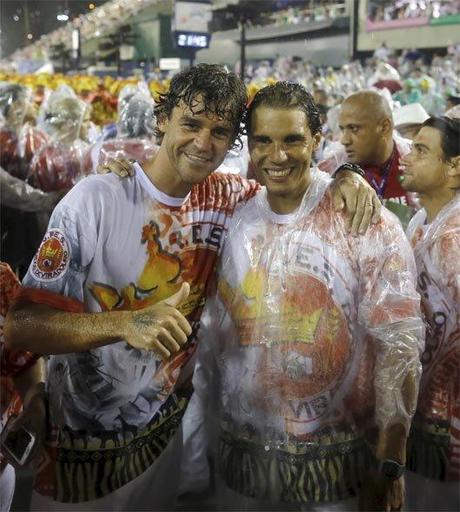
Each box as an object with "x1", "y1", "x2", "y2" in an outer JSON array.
[
  {"x1": 209, "y1": 170, "x2": 424, "y2": 503},
  {"x1": 22, "y1": 163, "x2": 258, "y2": 502},
  {"x1": 406, "y1": 195, "x2": 460, "y2": 481}
]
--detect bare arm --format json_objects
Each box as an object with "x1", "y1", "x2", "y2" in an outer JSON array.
[
  {"x1": 5, "y1": 283, "x2": 192, "y2": 360},
  {"x1": 5, "y1": 302, "x2": 125, "y2": 354}
]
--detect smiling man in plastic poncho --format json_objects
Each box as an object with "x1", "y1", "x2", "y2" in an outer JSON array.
[{"x1": 208, "y1": 82, "x2": 425, "y2": 511}]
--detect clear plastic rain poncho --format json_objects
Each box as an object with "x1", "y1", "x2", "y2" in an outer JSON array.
[
  {"x1": 206, "y1": 171, "x2": 424, "y2": 503},
  {"x1": 0, "y1": 166, "x2": 61, "y2": 212},
  {"x1": 0, "y1": 83, "x2": 48, "y2": 180},
  {"x1": 94, "y1": 84, "x2": 157, "y2": 167},
  {"x1": 406, "y1": 195, "x2": 460, "y2": 481},
  {"x1": 0, "y1": 82, "x2": 31, "y2": 132},
  {"x1": 27, "y1": 85, "x2": 92, "y2": 192}
]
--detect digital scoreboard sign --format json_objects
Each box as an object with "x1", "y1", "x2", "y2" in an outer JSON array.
[{"x1": 175, "y1": 32, "x2": 210, "y2": 48}]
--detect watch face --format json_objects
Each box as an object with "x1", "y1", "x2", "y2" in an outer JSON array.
[
  {"x1": 381, "y1": 460, "x2": 404, "y2": 480},
  {"x1": 382, "y1": 461, "x2": 396, "y2": 478}
]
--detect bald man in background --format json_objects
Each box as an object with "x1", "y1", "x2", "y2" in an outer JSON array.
[{"x1": 319, "y1": 90, "x2": 415, "y2": 227}]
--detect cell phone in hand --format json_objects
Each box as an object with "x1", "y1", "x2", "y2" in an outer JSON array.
[{"x1": 0, "y1": 416, "x2": 36, "y2": 466}]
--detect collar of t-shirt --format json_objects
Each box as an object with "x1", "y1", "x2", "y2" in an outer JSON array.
[
  {"x1": 258, "y1": 187, "x2": 302, "y2": 225},
  {"x1": 133, "y1": 161, "x2": 190, "y2": 207}
]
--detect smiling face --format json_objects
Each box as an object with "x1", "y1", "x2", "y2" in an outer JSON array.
[
  {"x1": 249, "y1": 106, "x2": 321, "y2": 214},
  {"x1": 157, "y1": 96, "x2": 236, "y2": 186},
  {"x1": 400, "y1": 126, "x2": 450, "y2": 194}
]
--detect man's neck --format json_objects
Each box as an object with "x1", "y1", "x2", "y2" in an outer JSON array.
[
  {"x1": 267, "y1": 177, "x2": 311, "y2": 215},
  {"x1": 419, "y1": 188, "x2": 456, "y2": 223},
  {"x1": 142, "y1": 146, "x2": 193, "y2": 198},
  {"x1": 373, "y1": 138, "x2": 395, "y2": 168}
]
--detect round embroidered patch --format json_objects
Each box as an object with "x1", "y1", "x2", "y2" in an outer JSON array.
[{"x1": 32, "y1": 228, "x2": 70, "y2": 282}]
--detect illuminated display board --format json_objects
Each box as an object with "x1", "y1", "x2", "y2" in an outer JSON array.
[{"x1": 175, "y1": 32, "x2": 210, "y2": 48}]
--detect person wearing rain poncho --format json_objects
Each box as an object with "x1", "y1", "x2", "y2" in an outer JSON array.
[
  {"x1": 205, "y1": 82, "x2": 424, "y2": 510},
  {"x1": 399, "y1": 116, "x2": 460, "y2": 512},
  {"x1": 27, "y1": 85, "x2": 93, "y2": 192},
  {"x1": 96, "y1": 83, "x2": 143, "y2": 142},
  {"x1": 92, "y1": 83, "x2": 158, "y2": 169},
  {"x1": 0, "y1": 83, "x2": 48, "y2": 180},
  {"x1": 0, "y1": 83, "x2": 54, "y2": 276},
  {"x1": 0, "y1": 84, "x2": 65, "y2": 212},
  {"x1": 95, "y1": 83, "x2": 250, "y2": 179}
]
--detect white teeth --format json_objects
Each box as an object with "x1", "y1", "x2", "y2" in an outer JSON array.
[
  {"x1": 185, "y1": 153, "x2": 208, "y2": 163},
  {"x1": 266, "y1": 168, "x2": 292, "y2": 177}
]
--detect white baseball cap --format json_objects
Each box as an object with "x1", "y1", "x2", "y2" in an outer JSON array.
[{"x1": 393, "y1": 103, "x2": 429, "y2": 128}]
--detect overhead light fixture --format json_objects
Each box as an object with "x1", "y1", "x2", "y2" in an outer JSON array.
[
  {"x1": 89, "y1": 3, "x2": 95, "y2": 9},
  {"x1": 57, "y1": 13, "x2": 69, "y2": 21},
  {"x1": 27, "y1": 33, "x2": 33, "y2": 40}
]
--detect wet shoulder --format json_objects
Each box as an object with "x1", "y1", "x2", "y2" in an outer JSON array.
[
  {"x1": 57, "y1": 173, "x2": 137, "y2": 215},
  {"x1": 189, "y1": 171, "x2": 259, "y2": 212}
]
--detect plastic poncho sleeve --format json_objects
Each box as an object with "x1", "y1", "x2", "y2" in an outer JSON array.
[{"x1": 357, "y1": 211, "x2": 424, "y2": 433}]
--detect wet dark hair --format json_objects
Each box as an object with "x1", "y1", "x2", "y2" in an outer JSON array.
[
  {"x1": 246, "y1": 81, "x2": 322, "y2": 137},
  {"x1": 422, "y1": 116, "x2": 460, "y2": 161},
  {"x1": 154, "y1": 64, "x2": 247, "y2": 149},
  {"x1": 0, "y1": 84, "x2": 27, "y2": 118}
]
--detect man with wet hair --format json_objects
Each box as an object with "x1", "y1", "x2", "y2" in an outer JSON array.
[
  {"x1": 205, "y1": 81, "x2": 423, "y2": 511},
  {"x1": 400, "y1": 116, "x2": 460, "y2": 511},
  {"x1": 7, "y1": 65, "x2": 378, "y2": 510}
]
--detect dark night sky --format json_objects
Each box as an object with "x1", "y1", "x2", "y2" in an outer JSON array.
[{"x1": 0, "y1": 0, "x2": 109, "y2": 58}]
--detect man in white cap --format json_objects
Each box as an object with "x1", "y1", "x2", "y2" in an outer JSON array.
[{"x1": 393, "y1": 103, "x2": 429, "y2": 140}]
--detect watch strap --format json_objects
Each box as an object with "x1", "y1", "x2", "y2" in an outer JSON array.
[
  {"x1": 332, "y1": 163, "x2": 366, "y2": 179},
  {"x1": 377, "y1": 459, "x2": 406, "y2": 480}
]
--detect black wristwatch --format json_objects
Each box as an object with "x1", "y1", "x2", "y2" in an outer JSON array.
[
  {"x1": 376, "y1": 459, "x2": 406, "y2": 480},
  {"x1": 332, "y1": 162, "x2": 366, "y2": 179}
]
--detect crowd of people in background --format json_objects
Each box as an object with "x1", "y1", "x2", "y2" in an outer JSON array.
[
  {"x1": 253, "y1": 0, "x2": 347, "y2": 28},
  {"x1": 0, "y1": 48, "x2": 459, "y2": 512},
  {"x1": 368, "y1": 0, "x2": 460, "y2": 23}
]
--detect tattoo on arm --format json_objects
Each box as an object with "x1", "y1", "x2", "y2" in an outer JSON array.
[{"x1": 133, "y1": 313, "x2": 155, "y2": 329}]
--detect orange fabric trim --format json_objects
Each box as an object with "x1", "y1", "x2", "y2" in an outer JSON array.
[{"x1": 13, "y1": 288, "x2": 85, "y2": 313}]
